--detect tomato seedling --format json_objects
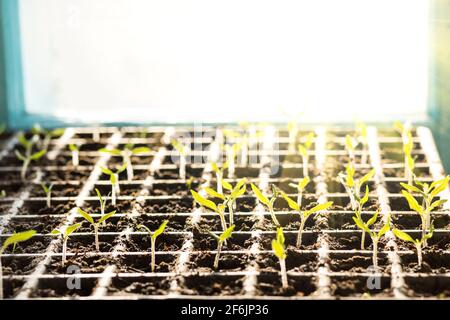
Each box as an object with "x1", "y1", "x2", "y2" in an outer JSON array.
[
  {"x1": 0, "y1": 230, "x2": 36, "y2": 299},
  {"x1": 191, "y1": 189, "x2": 227, "y2": 232},
  {"x1": 251, "y1": 183, "x2": 280, "y2": 227},
  {"x1": 40, "y1": 182, "x2": 54, "y2": 208},
  {"x1": 100, "y1": 144, "x2": 151, "y2": 181},
  {"x1": 51, "y1": 223, "x2": 82, "y2": 267},
  {"x1": 171, "y1": 139, "x2": 190, "y2": 180},
  {"x1": 298, "y1": 132, "x2": 315, "y2": 178},
  {"x1": 15, "y1": 133, "x2": 46, "y2": 181},
  {"x1": 272, "y1": 227, "x2": 288, "y2": 288},
  {"x1": 338, "y1": 164, "x2": 375, "y2": 211},
  {"x1": 77, "y1": 208, "x2": 117, "y2": 251},
  {"x1": 31, "y1": 124, "x2": 64, "y2": 151},
  {"x1": 100, "y1": 163, "x2": 127, "y2": 205},
  {"x1": 393, "y1": 225, "x2": 434, "y2": 267},
  {"x1": 137, "y1": 220, "x2": 168, "y2": 272},
  {"x1": 208, "y1": 224, "x2": 235, "y2": 269}
]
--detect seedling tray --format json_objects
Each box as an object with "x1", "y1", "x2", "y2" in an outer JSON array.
[{"x1": 0, "y1": 125, "x2": 449, "y2": 300}]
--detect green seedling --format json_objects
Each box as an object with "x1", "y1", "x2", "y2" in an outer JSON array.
[
  {"x1": 191, "y1": 190, "x2": 227, "y2": 232},
  {"x1": 251, "y1": 183, "x2": 280, "y2": 226},
  {"x1": 77, "y1": 208, "x2": 117, "y2": 251},
  {"x1": 353, "y1": 211, "x2": 390, "y2": 270},
  {"x1": 204, "y1": 178, "x2": 247, "y2": 225},
  {"x1": 401, "y1": 177, "x2": 449, "y2": 246},
  {"x1": 211, "y1": 161, "x2": 228, "y2": 194},
  {"x1": 100, "y1": 163, "x2": 127, "y2": 205},
  {"x1": 298, "y1": 132, "x2": 315, "y2": 177},
  {"x1": 280, "y1": 189, "x2": 333, "y2": 248},
  {"x1": 171, "y1": 139, "x2": 190, "y2": 180},
  {"x1": 95, "y1": 188, "x2": 110, "y2": 226},
  {"x1": 338, "y1": 164, "x2": 375, "y2": 211},
  {"x1": 209, "y1": 224, "x2": 235, "y2": 269},
  {"x1": 357, "y1": 122, "x2": 368, "y2": 165},
  {"x1": 394, "y1": 121, "x2": 415, "y2": 184},
  {"x1": 100, "y1": 144, "x2": 151, "y2": 181},
  {"x1": 345, "y1": 134, "x2": 358, "y2": 168},
  {"x1": 0, "y1": 230, "x2": 36, "y2": 299},
  {"x1": 137, "y1": 220, "x2": 168, "y2": 272},
  {"x1": 15, "y1": 133, "x2": 46, "y2": 181},
  {"x1": 31, "y1": 124, "x2": 64, "y2": 151},
  {"x1": 69, "y1": 144, "x2": 80, "y2": 167},
  {"x1": 186, "y1": 176, "x2": 194, "y2": 190},
  {"x1": 51, "y1": 223, "x2": 82, "y2": 267},
  {"x1": 0, "y1": 190, "x2": 5, "y2": 198},
  {"x1": 224, "y1": 126, "x2": 256, "y2": 166},
  {"x1": 393, "y1": 225, "x2": 434, "y2": 267},
  {"x1": 40, "y1": 182, "x2": 54, "y2": 208},
  {"x1": 272, "y1": 227, "x2": 288, "y2": 288}
]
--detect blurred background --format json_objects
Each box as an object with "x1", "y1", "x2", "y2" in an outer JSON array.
[{"x1": 0, "y1": 0, "x2": 449, "y2": 163}]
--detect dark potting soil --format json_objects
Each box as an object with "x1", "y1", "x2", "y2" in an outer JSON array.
[
  {"x1": 107, "y1": 276, "x2": 171, "y2": 296},
  {"x1": 257, "y1": 250, "x2": 318, "y2": 273},
  {"x1": 188, "y1": 252, "x2": 249, "y2": 272},
  {"x1": 181, "y1": 275, "x2": 245, "y2": 296},
  {"x1": 116, "y1": 253, "x2": 177, "y2": 273},
  {"x1": 1, "y1": 255, "x2": 42, "y2": 275},
  {"x1": 255, "y1": 274, "x2": 316, "y2": 297},
  {"x1": 0, "y1": 236, "x2": 52, "y2": 254},
  {"x1": 18, "y1": 200, "x2": 76, "y2": 215},
  {"x1": 134, "y1": 214, "x2": 187, "y2": 231},
  {"x1": 126, "y1": 233, "x2": 185, "y2": 252},
  {"x1": 3, "y1": 216, "x2": 64, "y2": 234},
  {"x1": 330, "y1": 276, "x2": 392, "y2": 297},
  {"x1": 46, "y1": 254, "x2": 115, "y2": 274},
  {"x1": 329, "y1": 253, "x2": 390, "y2": 273}
]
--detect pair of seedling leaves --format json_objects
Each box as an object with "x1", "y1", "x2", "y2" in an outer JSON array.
[{"x1": 15, "y1": 133, "x2": 47, "y2": 180}]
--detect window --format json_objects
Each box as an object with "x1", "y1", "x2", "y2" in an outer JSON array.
[{"x1": 5, "y1": 0, "x2": 430, "y2": 125}]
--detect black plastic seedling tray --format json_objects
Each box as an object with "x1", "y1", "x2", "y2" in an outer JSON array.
[{"x1": 0, "y1": 125, "x2": 449, "y2": 299}]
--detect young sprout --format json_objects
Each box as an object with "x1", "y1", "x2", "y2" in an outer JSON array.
[
  {"x1": 211, "y1": 162, "x2": 228, "y2": 194},
  {"x1": 0, "y1": 230, "x2": 36, "y2": 299},
  {"x1": 95, "y1": 188, "x2": 110, "y2": 226},
  {"x1": 15, "y1": 133, "x2": 46, "y2": 181},
  {"x1": 171, "y1": 139, "x2": 190, "y2": 180},
  {"x1": 137, "y1": 220, "x2": 168, "y2": 272},
  {"x1": 394, "y1": 121, "x2": 414, "y2": 184},
  {"x1": 51, "y1": 223, "x2": 82, "y2": 267},
  {"x1": 0, "y1": 190, "x2": 5, "y2": 198},
  {"x1": 204, "y1": 178, "x2": 247, "y2": 225},
  {"x1": 186, "y1": 176, "x2": 194, "y2": 191},
  {"x1": 69, "y1": 144, "x2": 80, "y2": 167},
  {"x1": 272, "y1": 227, "x2": 288, "y2": 289},
  {"x1": 209, "y1": 224, "x2": 235, "y2": 269},
  {"x1": 357, "y1": 122, "x2": 368, "y2": 165},
  {"x1": 352, "y1": 211, "x2": 390, "y2": 270},
  {"x1": 100, "y1": 144, "x2": 151, "y2": 181},
  {"x1": 191, "y1": 190, "x2": 227, "y2": 232},
  {"x1": 393, "y1": 225, "x2": 434, "y2": 267},
  {"x1": 338, "y1": 164, "x2": 375, "y2": 211},
  {"x1": 297, "y1": 132, "x2": 315, "y2": 177},
  {"x1": 100, "y1": 163, "x2": 127, "y2": 205},
  {"x1": 401, "y1": 178, "x2": 448, "y2": 246},
  {"x1": 31, "y1": 124, "x2": 65, "y2": 151},
  {"x1": 225, "y1": 144, "x2": 240, "y2": 179},
  {"x1": 345, "y1": 134, "x2": 358, "y2": 168},
  {"x1": 40, "y1": 182, "x2": 54, "y2": 208},
  {"x1": 251, "y1": 183, "x2": 280, "y2": 226},
  {"x1": 280, "y1": 189, "x2": 333, "y2": 248},
  {"x1": 77, "y1": 208, "x2": 117, "y2": 251}
]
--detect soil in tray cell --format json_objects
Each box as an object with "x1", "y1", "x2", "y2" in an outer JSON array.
[
  {"x1": 329, "y1": 252, "x2": 390, "y2": 273},
  {"x1": 0, "y1": 182, "x2": 24, "y2": 198},
  {"x1": 108, "y1": 154, "x2": 154, "y2": 166},
  {"x1": 46, "y1": 254, "x2": 115, "y2": 274},
  {"x1": 257, "y1": 251, "x2": 318, "y2": 273},
  {"x1": 188, "y1": 252, "x2": 249, "y2": 272},
  {"x1": 72, "y1": 132, "x2": 112, "y2": 140},
  {"x1": 73, "y1": 215, "x2": 128, "y2": 233},
  {"x1": 0, "y1": 235, "x2": 51, "y2": 254},
  {"x1": 282, "y1": 154, "x2": 316, "y2": 165},
  {"x1": 3, "y1": 216, "x2": 64, "y2": 234},
  {"x1": 273, "y1": 179, "x2": 316, "y2": 194},
  {"x1": 90, "y1": 183, "x2": 143, "y2": 197},
  {"x1": 107, "y1": 276, "x2": 171, "y2": 296},
  {"x1": 45, "y1": 169, "x2": 91, "y2": 182},
  {"x1": 259, "y1": 232, "x2": 318, "y2": 251},
  {"x1": 134, "y1": 213, "x2": 188, "y2": 232},
  {"x1": 30, "y1": 277, "x2": 97, "y2": 298},
  {"x1": 64, "y1": 234, "x2": 117, "y2": 253},
  {"x1": 122, "y1": 131, "x2": 163, "y2": 139},
  {"x1": 2, "y1": 255, "x2": 42, "y2": 275},
  {"x1": 255, "y1": 274, "x2": 316, "y2": 297},
  {"x1": 327, "y1": 179, "x2": 376, "y2": 194},
  {"x1": 400, "y1": 252, "x2": 450, "y2": 274},
  {"x1": 196, "y1": 214, "x2": 256, "y2": 232},
  {"x1": 126, "y1": 233, "x2": 185, "y2": 252},
  {"x1": 385, "y1": 179, "x2": 433, "y2": 194},
  {"x1": 154, "y1": 167, "x2": 204, "y2": 180},
  {"x1": 224, "y1": 167, "x2": 261, "y2": 178},
  {"x1": 328, "y1": 212, "x2": 382, "y2": 230},
  {"x1": 330, "y1": 275, "x2": 392, "y2": 298},
  {"x1": 83, "y1": 198, "x2": 133, "y2": 214},
  {"x1": 257, "y1": 212, "x2": 316, "y2": 232},
  {"x1": 392, "y1": 213, "x2": 450, "y2": 230},
  {"x1": 234, "y1": 197, "x2": 257, "y2": 212},
  {"x1": 19, "y1": 200, "x2": 77, "y2": 215},
  {"x1": 327, "y1": 232, "x2": 388, "y2": 251},
  {"x1": 138, "y1": 198, "x2": 193, "y2": 214},
  {"x1": 2, "y1": 278, "x2": 25, "y2": 299},
  {"x1": 383, "y1": 165, "x2": 430, "y2": 178},
  {"x1": 117, "y1": 253, "x2": 177, "y2": 273},
  {"x1": 148, "y1": 182, "x2": 201, "y2": 197},
  {"x1": 328, "y1": 196, "x2": 379, "y2": 211},
  {"x1": 396, "y1": 232, "x2": 450, "y2": 252},
  {"x1": 404, "y1": 276, "x2": 450, "y2": 297},
  {"x1": 181, "y1": 275, "x2": 245, "y2": 296},
  {"x1": 192, "y1": 231, "x2": 252, "y2": 251},
  {"x1": 30, "y1": 183, "x2": 82, "y2": 197},
  {"x1": 0, "y1": 201, "x2": 13, "y2": 215},
  {"x1": 389, "y1": 195, "x2": 445, "y2": 211}
]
